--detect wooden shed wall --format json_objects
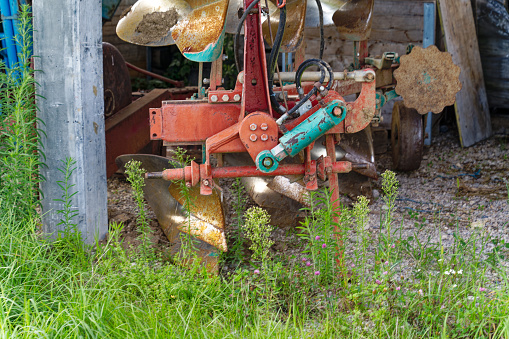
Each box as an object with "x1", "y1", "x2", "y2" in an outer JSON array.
[{"x1": 305, "y1": 0, "x2": 429, "y2": 71}]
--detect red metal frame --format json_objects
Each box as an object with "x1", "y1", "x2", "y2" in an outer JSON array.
[{"x1": 145, "y1": 1, "x2": 378, "y2": 261}]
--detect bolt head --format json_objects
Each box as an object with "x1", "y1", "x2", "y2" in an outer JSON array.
[
  {"x1": 260, "y1": 123, "x2": 268, "y2": 131},
  {"x1": 186, "y1": 182, "x2": 192, "y2": 188},
  {"x1": 346, "y1": 125, "x2": 354, "y2": 133},
  {"x1": 210, "y1": 95, "x2": 218, "y2": 102},
  {"x1": 333, "y1": 107, "x2": 343, "y2": 117},
  {"x1": 364, "y1": 73, "x2": 375, "y2": 81},
  {"x1": 346, "y1": 104, "x2": 353, "y2": 111},
  {"x1": 233, "y1": 94, "x2": 241, "y2": 101},
  {"x1": 319, "y1": 86, "x2": 325, "y2": 91},
  {"x1": 249, "y1": 124, "x2": 257, "y2": 131},
  {"x1": 261, "y1": 134, "x2": 268, "y2": 141},
  {"x1": 249, "y1": 134, "x2": 258, "y2": 142},
  {"x1": 262, "y1": 157, "x2": 273, "y2": 168},
  {"x1": 222, "y1": 94, "x2": 229, "y2": 102},
  {"x1": 202, "y1": 179, "x2": 209, "y2": 186}
]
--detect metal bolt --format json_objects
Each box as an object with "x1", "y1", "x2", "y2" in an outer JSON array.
[
  {"x1": 319, "y1": 86, "x2": 325, "y2": 91},
  {"x1": 210, "y1": 95, "x2": 218, "y2": 102},
  {"x1": 346, "y1": 125, "x2": 354, "y2": 133},
  {"x1": 260, "y1": 123, "x2": 268, "y2": 131},
  {"x1": 186, "y1": 182, "x2": 192, "y2": 188},
  {"x1": 364, "y1": 73, "x2": 375, "y2": 81},
  {"x1": 346, "y1": 104, "x2": 353, "y2": 111},
  {"x1": 233, "y1": 94, "x2": 241, "y2": 101},
  {"x1": 250, "y1": 134, "x2": 258, "y2": 142},
  {"x1": 333, "y1": 107, "x2": 343, "y2": 117},
  {"x1": 222, "y1": 94, "x2": 229, "y2": 102},
  {"x1": 203, "y1": 78, "x2": 210, "y2": 85},
  {"x1": 263, "y1": 157, "x2": 273, "y2": 168},
  {"x1": 261, "y1": 134, "x2": 268, "y2": 141},
  {"x1": 250, "y1": 124, "x2": 257, "y2": 131},
  {"x1": 202, "y1": 179, "x2": 210, "y2": 186}
]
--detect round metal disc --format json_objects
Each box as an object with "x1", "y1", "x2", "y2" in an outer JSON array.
[
  {"x1": 391, "y1": 101, "x2": 424, "y2": 171},
  {"x1": 102, "y1": 42, "x2": 132, "y2": 118},
  {"x1": 394, "y1": 45, "x2": 462, "y2": 114}
]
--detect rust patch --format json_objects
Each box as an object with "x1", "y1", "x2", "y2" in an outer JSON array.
[
  {"x1": 133, "y1": 9, "x2": 179, "y2": 45},
  {"x1": 172, "y1": 1, "x2": 228, "y2": 54}
]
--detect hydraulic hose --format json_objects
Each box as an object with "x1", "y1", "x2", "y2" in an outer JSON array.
[
  {"x1": 315, "y1": 0, "x2": 325, "y2": 60},
  {"x1": 267, "y1": 2, "x2": 287, "y2": 114},
  {"x1": 234, "y1": 0, "x2": 262, "y2": 72}
]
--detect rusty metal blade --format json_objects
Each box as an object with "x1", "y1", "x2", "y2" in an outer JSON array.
[
  {"x1": 115, "y1": 154, "x2": 225, "y2": 272},
  {"x1": 263, "y1": 0, "x2": 308, "y2": 52},
  {"x1": 117, "y1": 0, "x2": 230, "y2": 54},
  {"x1": 116, "y1": 0, "x2": 192, "y2": 46},
  {"x1": 172, "y1": 0, "x2": 230, "y2": 61},
  {"x1": 331, "y1": 0, "x2": 374, "y2": 41}
]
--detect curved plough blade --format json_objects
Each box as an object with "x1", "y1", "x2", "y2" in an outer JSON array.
[{"x1": 115, "y1": 154, "x2": 225, "y2": 273}]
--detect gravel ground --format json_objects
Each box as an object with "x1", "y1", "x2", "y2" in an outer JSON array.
[{"x1": 107, "y1": 127, "x2": 509, "y2": 277}]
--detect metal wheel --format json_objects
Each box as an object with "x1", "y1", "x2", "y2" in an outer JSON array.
[
  {"x1": 102, "y1": 42, "x2": 132, "y2": 118},
  {"x1": 391, "y1": 101, "x2": 424, "y2": 171}
]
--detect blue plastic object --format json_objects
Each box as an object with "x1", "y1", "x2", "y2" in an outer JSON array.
[{"x1": 0, "y1": 0, "x2": 28, "y2": 69}]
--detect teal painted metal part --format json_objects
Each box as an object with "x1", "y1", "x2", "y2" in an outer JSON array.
[
  {"x1": 255, "y1": 100, "x2": 346, "y2": 173},
  {"x1": 102, "y1": 0, "x2": 122, "y2": 21},
  {"x1": 255, "y1": 151, "x2": 279, "y2": 173},
  {"x1": 376, "y1": 89, "x2": 399, "y2": 110},
  {"x1": 182, "y1": 26, "x2": 226, "y2": 62},
  {"x1": 279, "y1": 100, "x2": 346, "y2": 158}
]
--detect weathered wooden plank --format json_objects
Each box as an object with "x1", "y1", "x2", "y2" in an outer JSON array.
[{"x1": 438, "y1": 0, "x2": 491, "y2": 147}]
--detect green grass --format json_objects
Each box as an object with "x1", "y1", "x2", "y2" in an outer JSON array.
[{"x1": 2, "y1": 5, "x2": 509, "y2": 338}]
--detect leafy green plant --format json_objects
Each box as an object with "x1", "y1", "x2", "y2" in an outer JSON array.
[
  {"x1": 52, "y1": 157, "x2": 88, "y2": 266},
  {"x1": 0, "y1": 5, "x2": 42, "y2": 223},
  {"x1": 242, "y1": 206, "x2": 273, "y2": 263},
  {"x1": 124, "y1": 159, "x2": 153, "y2": 260},
  {"x1": 297, "y1": 189, "x2": 347, "y2": 285},
  {"x1": 168, "y1": 147, "x2": 200, "y2": 263},
  {"x1": 223, "y1": 178, "x2": 247, "y2": 264}
]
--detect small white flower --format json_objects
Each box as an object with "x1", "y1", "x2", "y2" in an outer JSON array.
[
  {"x1": 450, "y1": 269, "x2": 456, "y2": 274},
  {"x1": 467, "y1": 296, "x2": 474, "y2": 301},
  {"x1": 444, "y1": 270, "x2": 450, "y2": 275},
  {"x1": 438, "y1": 259, "x2": 443, "y2": 262},
  {"x1": 451, "y1": 284, "x2": 457, "y2": 288},
  {"x1": 457, "y1": 269, "x2": 463, "y2": 275}
]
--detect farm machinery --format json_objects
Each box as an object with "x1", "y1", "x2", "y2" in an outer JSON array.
[{"x1": 115, "y1": 0, "x2": 461, "y2": 271}]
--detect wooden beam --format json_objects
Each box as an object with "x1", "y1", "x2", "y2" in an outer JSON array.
[{"x1": 437, "y1": 0, "x2": 491, "y2": 147}]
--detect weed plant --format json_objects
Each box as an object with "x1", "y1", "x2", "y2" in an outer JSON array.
[
  {"x1": 124, "y1": 159, "x2": 153, "y2": 260},
  {"x1": 0, "y1": 5, "x2": 42, "y2": 223},
  {"x1": 52, "y1": 157, "x2": 88, "y2": 267}
]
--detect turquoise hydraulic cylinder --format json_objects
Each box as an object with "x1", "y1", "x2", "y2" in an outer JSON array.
[{"x1": 255, "y1": 100, "x2": 346, "y2": 173}]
